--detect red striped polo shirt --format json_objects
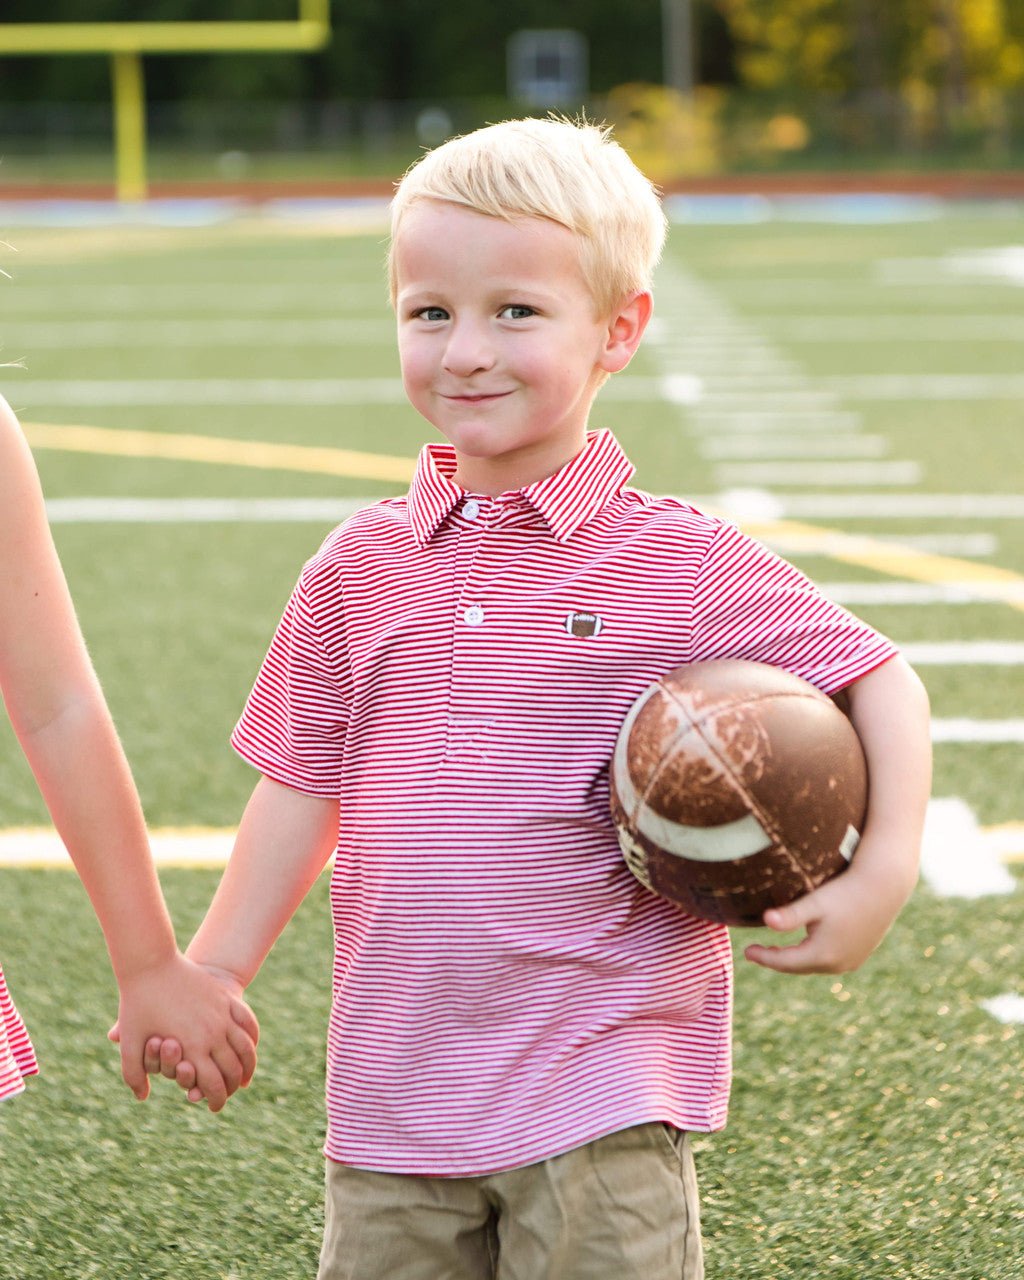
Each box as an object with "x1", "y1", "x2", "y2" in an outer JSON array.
[
  {"x1": 232, "y1": 429, "x2": 896, "y2": 1175},
  {"x1": 0, "y1": 963, "x2": 38, "y2": 1101}
]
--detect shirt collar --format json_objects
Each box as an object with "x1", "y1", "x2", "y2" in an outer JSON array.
[{"x1": 406, "y1": 430, "x2": 635, "y2": 547}]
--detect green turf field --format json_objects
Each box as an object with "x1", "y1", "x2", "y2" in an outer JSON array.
[{"x1": 1, "y1": 204, "x2": 1022, "y2": 1277}]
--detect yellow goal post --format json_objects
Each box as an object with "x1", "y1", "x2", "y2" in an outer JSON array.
[{"x1": 0, "y1": 0, "x2": 332, "y2": 201}]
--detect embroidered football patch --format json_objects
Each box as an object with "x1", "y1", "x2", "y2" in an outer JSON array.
[{"x1": 564, "y1": 611, "x2": 603, "y2": 638}]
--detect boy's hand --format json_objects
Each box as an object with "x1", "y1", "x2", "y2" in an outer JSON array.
[
  {"x1": 743, "y1": 848, "x2": 911, "y2": 975},
  {"x1": 108, "y1": 953, "x2": 257, "y2": 1111}
]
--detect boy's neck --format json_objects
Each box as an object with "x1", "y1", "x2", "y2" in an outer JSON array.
[{"x1": 449, "y1": 431, "x2": 591, "y2": 497}]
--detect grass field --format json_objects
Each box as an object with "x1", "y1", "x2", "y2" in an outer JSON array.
[{"x1": 1, "y1": 201, "x2": 1023, "y2": 1278}]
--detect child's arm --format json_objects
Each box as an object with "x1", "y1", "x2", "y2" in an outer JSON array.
[
  {"x1": 0, "y1": 398, "x2": 257, "y2": 1108},
  {"x1": 744, "y1": 654, "x2": 931, "y2": 974},
  {"x1": 146, "y1": 775, "x2": 338, "y2": 1102}
]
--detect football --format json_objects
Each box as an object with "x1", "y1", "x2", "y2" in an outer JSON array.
[{"x1": 610, "y1": 660, "x2": 867, "y2": 927}]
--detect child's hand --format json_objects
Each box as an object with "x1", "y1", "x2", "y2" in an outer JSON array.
[
  {"x1": 743, "y1": 848, "x2": 911, "y2": 975},
  {"x1": 142, "y1": 1035, "x2": 210, "y2": 1105},
  {"x1": 108, "y1": 953, "x2": 257, "y2": 1111}
]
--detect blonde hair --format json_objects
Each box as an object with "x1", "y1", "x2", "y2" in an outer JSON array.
[{"x1": 388, "y1": 117, "x2": 667, "y2": 316}]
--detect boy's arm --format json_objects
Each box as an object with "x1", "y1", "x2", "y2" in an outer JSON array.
[
  {"x1": 745, "y1": 654, "x2": 931, "y2": 975},
  {"x1": 151, "y1": 775, "x2": 338, "y2": 1099}
]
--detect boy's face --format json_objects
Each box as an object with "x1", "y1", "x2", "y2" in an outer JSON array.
[{"x1": 393, "y1": 200, "x2": 642, "y2": 495}]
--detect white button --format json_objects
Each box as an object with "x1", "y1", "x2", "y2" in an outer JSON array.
[
  {"x1": 463, "y1": 605, "x2": 485, "y2": 626},
  {"x1": 463, "y1": 499, "x2": 481, "y2": 520}
]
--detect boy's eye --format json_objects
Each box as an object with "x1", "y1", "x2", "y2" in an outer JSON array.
[
  {"x1": 415, "y1": 306, "x2": 449, "y2": 322},
  {"x1": 499, "y1": 304, "x2": 536, "y2": 320}
]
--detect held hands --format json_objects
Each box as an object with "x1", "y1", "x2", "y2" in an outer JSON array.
[{"x1": 109, "y1": 952, "x2": 257, "y2": 1112}]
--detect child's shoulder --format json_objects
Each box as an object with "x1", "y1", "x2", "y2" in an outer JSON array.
[
  {"x1": 297, "y1": 496, "x2": 413, "y2": 577},
  {"x1": 614, "y1": 486, "x2": 727, "y2": 538}
]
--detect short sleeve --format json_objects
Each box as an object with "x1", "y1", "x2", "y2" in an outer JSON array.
[
  {"x1": 689, "y1": 521, "x2": 898, "y2": 694},
  {"x1": 231, "y1": 572, "x2": 352, "y2": 795}
]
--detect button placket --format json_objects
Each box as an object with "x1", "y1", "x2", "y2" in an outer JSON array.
[
  {"x1": 455, "y1": 497, "x2": 490, "y2": 629},
  {"x1": 447, "y1": 502, "x2": 495, "y2": 760}
]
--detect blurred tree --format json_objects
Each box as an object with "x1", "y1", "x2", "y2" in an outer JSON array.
[{"x1": 716, "y1": 0, "x2": 1024, "y2": 145}]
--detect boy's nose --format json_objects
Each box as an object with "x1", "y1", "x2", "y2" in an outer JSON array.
[{"x1": 442, "y1": 319, "x2": 496, "y2": 377}]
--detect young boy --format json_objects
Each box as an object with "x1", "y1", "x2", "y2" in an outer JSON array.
[{"x1": 155, "y1": 118, "x2": 931, "y2": 1278}]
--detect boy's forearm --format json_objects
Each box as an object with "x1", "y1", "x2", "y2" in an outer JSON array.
[
  {"x1": 186, "y1": 776, "x2": 339, "y2": 988},
  {"x1": 845, "y1": 654, "x2": 932, "y2": 905},
  {"x1": 745, "y1": 655, "x2": 930, "y2": 974}
]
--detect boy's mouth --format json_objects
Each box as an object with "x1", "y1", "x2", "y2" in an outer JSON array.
[{"x1": 443, "y1": 391, "x2": 514, "y2": 405}]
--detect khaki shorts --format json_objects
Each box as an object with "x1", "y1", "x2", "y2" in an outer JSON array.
[{"x1": 318, "y1": 1123, "x2": 703, "y2": 1280}]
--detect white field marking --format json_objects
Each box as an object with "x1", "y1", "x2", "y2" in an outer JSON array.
[
  {"x1": 651, "y1": 352, "x2": 798, "y2": 374},
  {"x1": 816, "y1": 579, "x2": 1011, "y2": 606},
  {"x1": 4, "y1": 318, "x2": 397, "y2": 347},
  {"x1": 9, "y1": 375, "x2": 663, "y2": 407},
  {"x1": 898, "y1": 642, "x2": 1024, "y2": 665},
  {"x1": 689, "y1": 411, "x2": 864, "y2": 432},
  {"x1": 773, "y1": 533, "x2": 999, "y2": 559},
  {"x1": 721, "y1": 279, "x2": 997, "y2": 301},
  {"x1": 45, "y1": 496, "x2": 378, "y2": 523},
  {"x1": 919, "y1": 798, "x2": 1017, "y2": 898},
  {"x1": 761, "y1": 315, "x2": 1024, "y2": 343},
  {"x1": 13, "y1": 378, "x2": 408, "y2": 406},
  {"x1": 699, "y1": 371, "x2": 832, "y2": 389},
  {"x1": 878, "y1": 247, "x2": 1024, "y2": 288},
  {"x1": 946, "y1": 246, "x2": 1024, "y2": 285},
  {"x1": 714, "y1": 460, "x2": 922, "y2": 487},
  {"x1": 979, "y1": 995, "x2": 1024, "y2": 1025},
  {"x1": 659, "y1": 374, "x2": 704, "y2": 405},
  {"x1": 699, "y1": 433, "x2": 887, "y2": 460},
  {"x1": 823, "y1": 374, "x2": 1024, "y2": 400},
  {"x1": 648, "y1": 338, "x2": 788, "y2": 358},
  {"x1": 0, "y1": 827, "x2": 238, "y2": 868},
  {"x1": 931, "y1": 719, "x2": 1024, "y2": 743},
  {"x1": 3, "y1": 282, "x2": 386, "y2": 311},
  {"x1": 703, "y1": 491, "x2": 1024, "y2": 520},
  {"x1": 691, "y1": 389, "x2": 849, "y2": 408}
]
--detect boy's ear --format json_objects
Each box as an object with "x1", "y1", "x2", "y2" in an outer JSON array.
[{"x1": 599, "y1": 290, "x2": 654, "y2": 374}]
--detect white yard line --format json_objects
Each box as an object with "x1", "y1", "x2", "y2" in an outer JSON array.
[
  {"x1": 931, "y1": 719, "x2": 1024, "y2": 743},
  {"x1": 11, "y1": 378, "x2": 410, "y2": 406},
  {"x1": 899, "y1": 642, "x2": 1024, "y2": 665},
  {"x1": 824, "y1": 374, "x2": 1024, "y2": 400},
  {"x1": 45, "y1": 496, "x2": 377, "y2": 523},
  {"x1": 4, "y1": 282, "x2": 386, "y2": 311},
  {"x1": 706, "y1": 492, "x2": 1024, "y2": 519},
  {"x1": 979, "y1": 995, "x2": 1024, "y2": 1025},
  {"x1": 760, "y1": 315, "x2": 1024, "y2": 342},
  {"x1": 5, "y1": 318, "x2": 396, "y2": 347},
  {"x1": 689, "y1": 411, "x2": 865, "y2": 433},
  {"x1": 714, "y1": 460, "x2": 922, "y2": 487},
  {"x1": 817, "y1": 577, "x2": 1007, "y2": 605},
  {"x1": 6, "y1": 376, "x2": 665, "y2": 407},
  {"x1": 0, "y1": 827, "x2": 237, "y2": 868},
  {"x1": 920, "y1": 798, "x2": 1018, "y2": 897},
  {"x1": 699, "y1": 434, "x2": 888, "y2": 460}
]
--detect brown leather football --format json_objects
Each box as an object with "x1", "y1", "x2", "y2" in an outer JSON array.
[{"x1": 610, "y1": 660, "x2": 867, "y2": 927}]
